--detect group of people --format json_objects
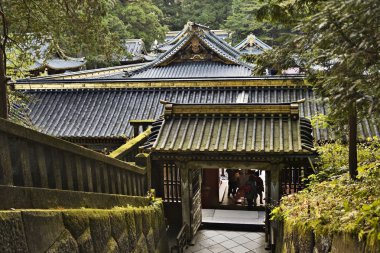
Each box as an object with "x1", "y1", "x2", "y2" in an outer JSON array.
[{"x1": 226, "y1": 169, "x2": 264, "y2": 210}]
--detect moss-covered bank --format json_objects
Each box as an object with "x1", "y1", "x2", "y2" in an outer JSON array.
[
  {"x1": 0, "y1": 200, "x2": 168, "y2": 253},
  {"x1": 272, "y1": 140, "x2": 380, "y2": 253}
]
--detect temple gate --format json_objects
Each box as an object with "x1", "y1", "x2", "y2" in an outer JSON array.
[{"x1": 144, "y1": 101, "x2": 316, "y2": 240}]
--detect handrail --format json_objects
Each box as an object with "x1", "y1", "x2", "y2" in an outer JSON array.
[
  {"x1": 0, "y1": 118, "x2": 147, "y2": 196},
  {"x1": 171, "y1": 223, "x2": 189, "y2": 253},
  {"x1": 109, "y1": 128, "x2": 151, "y2": 162}
]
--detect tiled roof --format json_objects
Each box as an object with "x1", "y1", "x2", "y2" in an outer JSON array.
[
  {"x1": 129, "y1": 22, "x2": 251, "y2": 79},
  {"x1": 29, "y1": 58, "x2": 85, "y2": 71},
  {"x1": 157, "y1": 28, "x2": 229, "y2": 53},
  {"x1": 25, "y1": 87, "x2": 380, "y2": 140},
  {"x1": 151, "y1": 103, "x2": 314, "y2": 154},
  {"x1": 27, "y1": 41, "x2": 86, "y2": 71},
  {"x1": 235, "y1": 34, "x2": 272, "y2": 55},
  {"x1": 130, "y1": 62, "x2": 252, "y2": 78},
  {"x1": 120, "y1": 39, "x2": 154, "y2": 63}
]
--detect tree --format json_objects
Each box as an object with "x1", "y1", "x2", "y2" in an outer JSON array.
[
  {"x1": 153, "y1": 0, "x2": 184, "y2": 30},
  {"x1": 0, "y1": 0, "x2": 168, "y2": 117},
  {"x1": 223, "y1": 0, "x2": 288, "y2": 45},
  {"x1": 0, "y1": 0, "x2": 119, "y2": 118},
  {"x1": 181, "y1": 0, "x2": 233, "y2": 29},
  {"x1": 114, "y1": 0, "x2": 167, "y2": 47},
  {"x1": 255, "y1": 0, "x2": 380, "y2": 179}
]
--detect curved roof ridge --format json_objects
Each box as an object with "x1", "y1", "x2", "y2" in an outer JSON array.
[{"x1": 128, "y1": 23, "x2": 252, "y2": 78}]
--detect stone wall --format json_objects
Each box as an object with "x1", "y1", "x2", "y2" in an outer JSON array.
[
  {"x1": 274, "y1": 221, "x2": 375, "y2": 253},
  {"x1": 0, "y1": 202, "x2": 168, "y2": 253}
]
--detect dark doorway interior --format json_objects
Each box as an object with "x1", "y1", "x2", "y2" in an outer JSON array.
[{"x1": 201, "y1": 168, "x2": 266, "y2": 211}]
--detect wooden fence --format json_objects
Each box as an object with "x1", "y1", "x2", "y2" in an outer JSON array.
[{"x1": 0, "y1": 118, "x2": 147, "y2": 196}]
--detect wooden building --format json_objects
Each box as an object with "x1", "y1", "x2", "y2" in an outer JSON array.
[{"x1": 14, "y1": 22, "x2": 380, "y2": 245}]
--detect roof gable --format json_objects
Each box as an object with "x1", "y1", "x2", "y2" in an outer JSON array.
[
  {"x1": 235, "y1": 34, "x2": 272, "y2": 55},
  {"x1": 128, "y1": 22, "x2": 252, "y2": 78}
]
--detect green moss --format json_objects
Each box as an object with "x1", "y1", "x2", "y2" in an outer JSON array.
[
  {"x1": 110, "y1": 210, "x2": 130, "y2": 252},
  {"x1": 45, "y1": 229, "x2": 78, "y2": 253},
  {"x1": 0, "y1": 200, "x2": 165, "y2": 253},
  {"x1": 125, "y1": 209, "x2": 138, "y2": 251},
  {"x1": 108, "y1": 128, "x2": 151, "y2": 159},
  {"x1": 88, "y1": 210, "x2": 112, "y2": 252},
  {"x1": 0, "y1": 212, "x2": 29, "y2": 253},
  {"x1": 134, "y1": 209, "x2": 143, "y2": 238}
]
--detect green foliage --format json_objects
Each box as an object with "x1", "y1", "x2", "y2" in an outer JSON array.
[
  {"x1": 2, "y1": 0, "x2": 167, "y2": 74},
  {"x1": 272, "y1": 140, "x2": 380, "y2": 249},
  {"x1": 254, "y1": 0, "x2": 380, "y2": 124},
  {"x1": 223, "y1": 0, "x2": 289, "y2": 45},
  {"x1": 153, "y1": 0, "x2": 233, "y2": 30},
  {"x1": 181, "y1": 0, "x2": 232, "y2": 29},
  {"x1": 310, "y1": 113, "x2": 330, "y2": 130},
  {"x1": 152, "y1": 0, "x2": 184, "y2": 30}
]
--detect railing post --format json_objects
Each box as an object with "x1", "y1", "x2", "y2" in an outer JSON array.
[
  {"x1": 116, "y1": 170, "x2": 122, "y2": 194},
  {"x1": 19, "y1": 141, "x2": 33, "y2": 187},
  {"x1": 51, "y1": 149, "x2": 62, "y2": 189},
  {"x1": 102, "y1": 163, "x2": 110, "y2": 194},
  {"x1": 64, "y1": 153, "x2": 74, "y2": 190},
  {"x1": 122, "y1": 173, "x2": 127, "y2": 194},
  {"x1": 127, "y1": 172, "x2": 133, "y2": 195},
  {"x1": 110, "y1": 167, "x2": 116, "y2": 194},
  {"x1": 0, "y1": 133, "x2": 13, "y2": 185},
  {"x1": 75, "y1": 157, "x2": 84, "y2": 191},
  {"x1": 85, "y1": 160, "x2": 93, "y2": 192},
  {"x1": 36, "y1": 145, "x2": 48, "y2": 188},
  {"x1": 95, "y1": 162, "x2": 102, "y2": 193}
]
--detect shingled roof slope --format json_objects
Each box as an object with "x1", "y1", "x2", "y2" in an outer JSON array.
[
  {"x1": 25, "y1": 87, "x2": 380, "y2": 141},
  {"x1": 150, "y1": 103, "x2": 314, "y2": 154}
]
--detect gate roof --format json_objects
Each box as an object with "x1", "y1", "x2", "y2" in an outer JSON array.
[{"x1": 148, "y1": 102, "x2": 315, "y2": 157}]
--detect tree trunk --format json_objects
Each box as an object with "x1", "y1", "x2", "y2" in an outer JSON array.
[
  {"x1": 0, "y1": 46, "x2": 7, "y2": 119},
  {"x1": 348, "y1": 103, "x2": 358, "y2": 180}
]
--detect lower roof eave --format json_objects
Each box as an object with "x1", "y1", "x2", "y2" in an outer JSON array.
[{"x1": 150, "y1": 150, "x2": 317, "y2": 161}]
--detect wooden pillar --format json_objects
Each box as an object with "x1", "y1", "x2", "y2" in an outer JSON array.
[
  {"x1": 270, "y1": 167, "x2": 280, "y2": 204},
  {"x1": 146, "y1": 155, "x2": 152, "y2": 190},
  {"x1": 180, "y1": 162, "x2": 190, "y2": 227},
  {"x1": 269, "y1": 164, "x2": 282, "y2": 252}
]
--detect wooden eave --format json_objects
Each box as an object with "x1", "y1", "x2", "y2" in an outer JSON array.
[{"x1": 14, "y1": 76, "x2": 308, "y2": 90}]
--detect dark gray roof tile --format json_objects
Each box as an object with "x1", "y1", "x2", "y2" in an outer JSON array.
[{"x1": 24, "y1": 86, "x2": 379, "y2": 141}]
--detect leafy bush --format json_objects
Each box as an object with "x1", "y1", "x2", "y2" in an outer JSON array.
[{"x1": 272, "y1": 138, "x2": 380, "y2": 250}]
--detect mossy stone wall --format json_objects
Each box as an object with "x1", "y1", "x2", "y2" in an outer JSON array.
[
  {"x1": 0, "y1": 202, "x2": 168, "y2": 253},
  {"x1": 275, "y1": 220, "x2": 370, "y2": 253}
]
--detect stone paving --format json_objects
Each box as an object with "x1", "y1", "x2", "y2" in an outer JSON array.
[
  {"x1": 184, "y1": 229, "x2": 269, "y2": 253},
  {"x1": 202, "y1": 210, "x2": 265, "y2": 225}
]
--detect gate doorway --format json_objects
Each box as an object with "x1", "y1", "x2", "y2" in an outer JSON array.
[
  {"x1": 147, "y1": 102, "x2": 316, "y2": 241},
  {"x1": 201, "y1": 168, "x2": 266, "y2": 210}
]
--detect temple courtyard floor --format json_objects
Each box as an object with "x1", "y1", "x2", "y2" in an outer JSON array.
[{"x1": 184, "y1": 229, "x2": 268, "y2": 253}]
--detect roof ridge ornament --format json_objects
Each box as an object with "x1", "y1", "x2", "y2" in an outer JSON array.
[{"x1": 247, "y1": 33, "x2": 256, "y2": 47}]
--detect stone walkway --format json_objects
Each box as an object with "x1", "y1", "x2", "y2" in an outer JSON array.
[
  {"x1": 202, "y1": 210, "x2": 265, "y2": 225},
  {"x1": 184, "y1": 229, "x2": 268, "y2": 253}
]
